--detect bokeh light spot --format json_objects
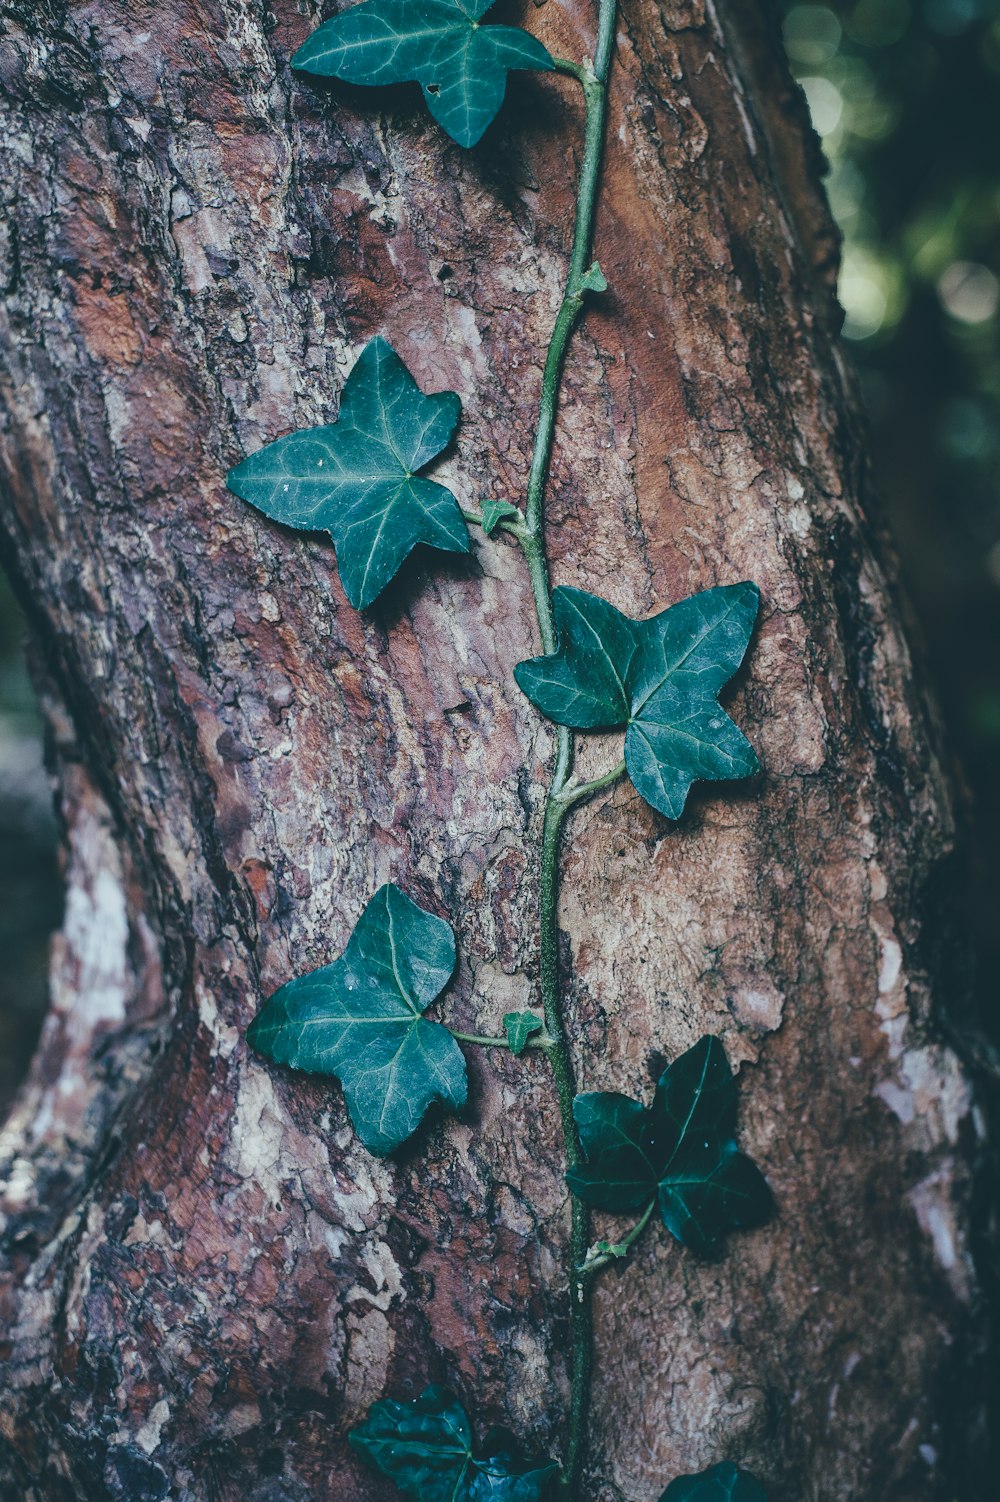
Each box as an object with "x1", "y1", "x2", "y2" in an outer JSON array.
[
  {"x1": 937, "y1": 260, "x2": 1000, "y2": 322},
  {"x1": 800, "y1": 74, "x2": 845, "y2": 135},
  {"x1": 784, "y1": 5, "x2": 843, "y2": 64}
]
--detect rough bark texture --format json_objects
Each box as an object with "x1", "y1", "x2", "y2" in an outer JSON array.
[{"x1": 0, "y1": 2, "x2": 989, "y2": 1499}]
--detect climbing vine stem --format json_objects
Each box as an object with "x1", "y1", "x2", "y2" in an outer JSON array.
[{"x1": 510, "y1": 5, "x2": 620, "y2": 1492}]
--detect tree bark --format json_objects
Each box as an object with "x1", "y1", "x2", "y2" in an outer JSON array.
[{"x1": 0, "y1": 1, "x2": 989, "y2": 1499}]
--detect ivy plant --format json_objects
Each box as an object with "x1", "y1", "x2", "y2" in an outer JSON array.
[
  {"x1": 568, "y1": 1037, "x2": 773, "y2": 1264},
  {"x1": 350, "y1": 1386, "x2": 558, "y2": 1501},
  {"x1": 291, "y1": 0, "x2": 554, "y2": 148},
  {"x1": 661, "y1": 1463, "x2": 768, "y2": 1501},
  {"x1": 227, "y1": 337, "x2": 468, "y2": 609},
  {"x1": 229, "y1": 0, "x2": 777, "y2": 1496},
  {"x1": 247, "y1": 884, "x2": 468, "y2": 1154},
  {"x1": 515, "y1": 584, "x2": 760, "y2": 819}
]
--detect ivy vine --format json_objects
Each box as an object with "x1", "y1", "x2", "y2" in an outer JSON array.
[{"x1": 228, "y1": 1, "x2": 775, "y2": 1496}]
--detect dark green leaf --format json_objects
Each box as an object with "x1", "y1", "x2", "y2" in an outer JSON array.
[
  {"x1": 247, "y1": 884, "x2": 466, "y2": 1155},
  {"x1": 515, "y1": 588, "x2": 638, "y2": 729},
  {"x1": 660, "y1": 1461, "x2": 768, "y2": 1501},
  {"x1": 227, "y1": 337, "x2": 468, "y2": 610},
  {"x1": 481, "y1": 499, "x2": 522, "y2": 536},
  {"x1": 349, "y1": 1385, "x2": 473, "y2": 1501},
  {"x1": 350, "y1": 1387, "x2": 558, "y2": 1501},
  {"x1": 568, "y1": 1091, "x2": 657, "y2": 1215},
  {"x1": 514, "y1": 583, "x2": 760, "y2": 819},
  {"x1": 502, "y1": 1010, "x2": 544, "y2": 1056},
  {"x1": 468, "y1": 1451, "x2": 558, "y2": 1501},
  {"x1": 292, "y1": 0, "x2": 554, "y2": 149},
  {"x1": 566, "y1": 1036, "x2": 773, "y2": 1256}
]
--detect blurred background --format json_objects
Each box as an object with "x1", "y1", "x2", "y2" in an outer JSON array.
[
  {"x1": 1, "y1": 0, "x2": 999, "y2": 1118},
  {"x1": 779, "y1": 0, "x2": 1000, "y2": 1041}
]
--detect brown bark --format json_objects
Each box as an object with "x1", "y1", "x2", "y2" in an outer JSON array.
[{"x1": 0, "y1": 1, "x2": 989, "y2": 1498}]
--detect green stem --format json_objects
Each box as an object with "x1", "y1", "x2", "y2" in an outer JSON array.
[
  {"x1": 552, "y1": 56, "x2": 589, "y2": 86},
  {"x1": 580, "y1": 1200, "x2": 656, "y2": 1278},
  {"x1": 451, "y1": 1030, "x2": 511, "y2": 1048},
  {"x1": 451, "y1": 1030, "x2": 551, "y2": 1050},
  {"x1": 514, "y1": 7, "x2": 618, "y2": 1496},
  {"x1": 553, "y1": 758, "x2": 626, "y2": 812},
  {"x1": 537, "y1": 795, "x2": 591, "y2": 1497}
]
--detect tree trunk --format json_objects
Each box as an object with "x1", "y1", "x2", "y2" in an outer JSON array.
[{"x1": 0, "y1": 1, "x2": 988, "y2": 1499}]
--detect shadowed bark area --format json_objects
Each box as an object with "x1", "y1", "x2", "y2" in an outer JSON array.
[{"x1": 0, "y1": 2, "x2": 989, "y2": 1499}]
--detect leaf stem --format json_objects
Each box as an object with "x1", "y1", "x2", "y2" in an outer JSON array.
[
  {"x1": 553, "y1": 758, "x2": 627, "y2": 811},
  {"x1": 514, "y1": 7, "x2": 618, "y2": 1496},
  {"x1": 551, "y1": 56, "x2": 590, "y2": 86},
  {"x1": 450, "y1": 1029, "x2": 551, "y2": 1050},
  {"x1": 580, "y1": 1200, "x2": 656, "y2": 1278},
  {"x1": 451, "y1": 1030, "x2": 510, "y2": 1048}
]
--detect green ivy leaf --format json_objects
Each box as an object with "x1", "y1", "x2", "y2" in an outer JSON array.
[
  {"x1": 292, "y1": 0, "x2": 555, "y2": 149},
  {"x1": 227, "y1": 337, "x2": 469, "y2": 610},
  {"x1": 502, "y1": 1010, "x2": 544, "y2": 1055},
  {"x1": 246, "y1": 884, "x2": 466, "y2": 1155},
  {"x1": 577, "y1": 259, "x2": 608, "y2": 294},
  {"x1": 566, "y1": 1036, "x2": 773, "y2": 1256},
  {"x1": 513, "y1": 583, "x2": 760, "y2": 819},
  {"x1": 660, "y1": 1461, "x2": 768, "y2": 1501},
  {"x1": 349, "y1": 1386, "x2": 558, "y2": 1501},
  {"x1": 468, "y1": 1454, "x2": 558, "y2": 1501},
  {"x1": 350, "y1": 1385, "x2": 472, "y2": 1501},
  {"x1": 481, "y1": 499, "x2": 522, "y2": 536}
]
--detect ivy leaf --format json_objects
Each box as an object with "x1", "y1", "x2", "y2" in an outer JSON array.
[
  {"x1": 514, "y1": 583, "x2": 760, "y2": 819},
  {"x1": 515, "y1": 588, "x2": 639, "y2": 729},
  {"x1": 578, "y1": 259, "x2": 608, "y2": 294},
  {"x1": 349, "y1": 1385, "x2": 472, "y2": 1501},
  {"x1": 246, "y1": 884, "x2": 467, "y2": 1155},
  {"x1": 292, "y1": 0, "x2": 555, "y2": 149},
  {"x1": 227, "y1": 337, "x2": 469, "y2": 610},
  {"x1": 468, "y1": 1445, "x2": 558, "y2": 1501},
  {"x1": 502, "y1": 1010, "x2": 544, "y2": 1056},
  {"x1": 660, "y1": 1461, "x2": 768, "y2": 1501},
  {"x1": 566, "y1": 1036, "x2": 773, "y2": 1257},
  {"x1": 349, "y1": 1386, "x2": 558, "y2": 1501},
  {"x1": 481, "y1": 499, "x2": 522, "y2": 536}
]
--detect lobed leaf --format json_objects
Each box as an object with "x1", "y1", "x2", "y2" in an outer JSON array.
[
  {"x1": 566, "y1": 1036, "x2": 773, "y2": 1256},
  {"x1": 502, "y1": 1010, "x2": 544, "y2": 1055},
  {"x1": 350, "y1": 1385, "x2": 472, "y2": 1501},
  {"x1": 247, "y1": 884, "x2": 467, "y2": 1155},
  {"x1": 293, "y1": 0, "x2": 555, "y2": 149},
  {"x1": 481, "y1": 499, "x2": 522, "y2": 536},
  {"x1": 660, "y1": 1461, "x2": 768, "y2": 1501},
  {"x1": 350, "y1": 1386, "x2": 558, "y2": 1500},
  {"x1": 227, "y1": 337, "x2": 468, "y2": 610},
  {"x1": 514, "y1": 582, "x2": 760, "y2": 819}
]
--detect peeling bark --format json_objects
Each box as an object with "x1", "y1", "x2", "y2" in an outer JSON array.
[{"x1": 0, "y1": 2, "x2": 989, "y2": 1499}]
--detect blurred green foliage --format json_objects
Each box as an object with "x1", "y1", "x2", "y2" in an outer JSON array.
[{"x1": 781, "y1": 0, "x2": 1000, "y2": 1015}]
